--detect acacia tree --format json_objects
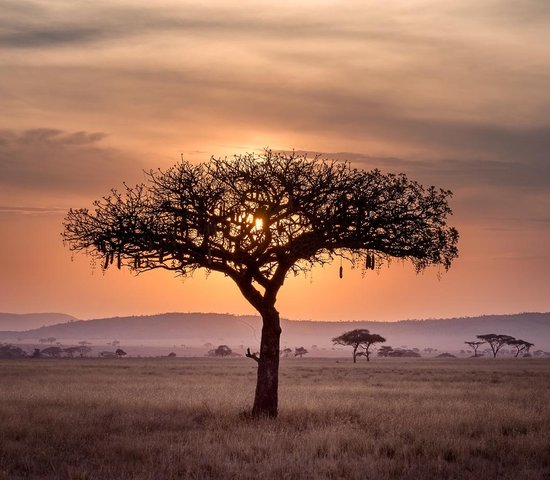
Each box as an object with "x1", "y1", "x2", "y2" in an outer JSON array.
[
  {"x1": 358, "y1": 333, "x2": 386, "y2": 362},
  {"x1": 208, "y1": 345, "x2": 233, "y2": 357},
  {"x1": 332, "y1": 329, "x2": 386, "y2": 363},
  {"x1": 281, "y1": 347, "x2": 292, "y2": 358},
  {"x1": 507, "y1": 339, "x2": 534, "y2": 358},
  {"x1": 476, "y1": 334, "x2": 515, "y2": 358},
  {"x1": 378, "y1": 346, "x2": 394, "y2": 357},
  {"x1": 333, "y1": 329, "x2": 369, "y2": 363},
  {"x1": 464, "y1": 340, "x2": 485, "y2": 357},
  {"x1": 294, "y1": 347, "x2": 308, "y2": 358},
  {"x1": 63, "y1": 150, "x2": 458, "y2": 417}
]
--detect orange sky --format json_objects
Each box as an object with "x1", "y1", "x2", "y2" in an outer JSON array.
[{"x1": 1, "y1": 1, "x2": 549, "y2": 320}]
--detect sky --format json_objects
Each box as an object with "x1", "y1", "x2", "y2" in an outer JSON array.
[{"x1": 0, "y1": 0, "x2": 549, "y2": 321}]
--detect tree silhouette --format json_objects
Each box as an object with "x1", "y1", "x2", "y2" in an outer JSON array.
[
  {"x1": 63, "y1": 150, "x2": 458, "y2": 417},
  {"x1": 507, "y1": 339, "x2": 534, "y2": 358},
  {"x1": 333, "y1": 329, "x2": 369, "y2": 363},
  {"x1": 378, "y1": 345, "x2": 394, "y2": 357},
  {"x1": 0, "y1": 344, "x2": 27, "y2": 359},
  {"x1": 476, "y1": 334, "x2": 515, "y2": 358},
  {"x1": 115, "y1": 348, "x2": 127, "y2": 357},
  {"x1": 281, "y1": 347, "x2": 292, "y2": 358},
  {"x1": 294, "y1": 347, "x2": 308, "y2": 358},
  {"x1": 332, "y1": 329, "x2": 386, "y2": 363},
  {"x1": 357, "y1": 333, "x2": 386, "y2": 362},
  {"x1": 208, "y1": 345, "x2": 233, "y2": 357},
  {"x1": 41, "y1": 346, "x2": 63, "y2": 358},
  {"x1": 464, "y1": 340, "x2": 485, "y2": 357},
  {"x1": 63, "y1": 346, "x2": 81, "y2": 358}
]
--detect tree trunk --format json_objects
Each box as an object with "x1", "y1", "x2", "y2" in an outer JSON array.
[
  {"x1": 252, "y1": 306, "x2": 281, "y2": 418},
  {"x1": 352, "y1": 346, "x2": 357, "y2": 363}
]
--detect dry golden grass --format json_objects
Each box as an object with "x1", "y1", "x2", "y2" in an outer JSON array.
[{"x1": 1, "y1": 357, "x2": 550, "y2": 479}]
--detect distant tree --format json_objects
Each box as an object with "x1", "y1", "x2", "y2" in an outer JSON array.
[
  {"x1": 63, "y1": 150, "x2": 458, "y2": 417},
  {"x1": 100, "y1": 351, "x2": 117, "y2": 358},
  {"x1": 332, "y1": 329, "x2": 371, "y2": 363},
  {"x1": 39, "y1": 338, "x2": 48, "y2": 344},
  {"x1": 379, "y1": 346, "x2": 421, "y2": 358},
  {"x1": 168, "y1": 352, "x2": 177, "y2": 357},
  {"x1": 78, "y1": 341, "x2": 92, "y2": 346},
  {"x1": 281, "y1": 348, "x2": 292, "y2": 358},
  {"x1": 78, "y1": 346, "x2": 92, "y2": 357},
  {"x1": 507, "y1": 339, "x2": 534, "y2": 358},
  {"x1": 361, "y1": 333, "x2": 386, "y2": 361},
  {"x1": 63, "y1": 346, "x2": 82, "y2": 358},
  {"x1": 41, "y1": 346, "x2": 63, "y2": 358},
  {"x1": 389, "y1": 348, "x2": 421, "y2": 358},
  {"x1": 47, "y1": 337, "x2": 56, "y2": 344},
  {"x1": 378, "y1": 346, "x2": 394, "y2": 357},
  {"x1": 0, "y1": 344, "x2": 27, "y2": 359},
  {"x1": 465, "y1": 340, "x2": 485, "y2": 357},
  {"x1": 115, "y1": 348, "x2": 127, "y2": 357},
  {"x1": 436, "y1": 352, "x2": 456, "y2": 358},
  {"x1": 336, "y1": 331, "x2": 388, "y2": 362},
  {"x1": 208, "y1": 345, "x2": 233, "y2": 357},
  {"x1": 423, "y1": 347, "x2": 436, "y2": 355},
  {"x1": 294, "y1": 347, "x2": 308, "y2": 358},
  {"x1": 476, "y1": 334, "x2": 515, "y2": 358},
  {"x1": 31, "y1": 348, "x2": 41, "y2": 358},
  {"x1": 111, "y1": 340, "x2": 121, "y2": 347}
]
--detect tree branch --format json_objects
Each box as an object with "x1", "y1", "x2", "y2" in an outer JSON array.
[{"x1": 245, "y1": 348, "x2": 259, "y2": 363}]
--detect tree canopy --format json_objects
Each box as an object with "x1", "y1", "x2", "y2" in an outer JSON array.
[
  {"x1": 63, "y1": 150, "x2": 458, "y2": 295},
  {"x1": 464, "y1": 340, "x2": 485, "y2": 357},
  {"x1": 476, "y1": 334, "x2": 515, "y2": 358},
  {"x1": 507, "y1": 339, "x2": 534, "y2": 357},
  {"x1": 332, "y1": 329, "x2": 386, "y2": 363},
  {"x1": 294, "y1": 347, "x2": 308, "y2": 358},
  {"x1": 208, "y1": 345, "x2": 233, "y2": 357},
  {"x1": 63, "y1": 150, "x2": 459, "y2": 417}
]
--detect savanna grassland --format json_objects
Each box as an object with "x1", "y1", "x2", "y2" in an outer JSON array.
[{"x1": 1, "y1": 358, "x2": 549, "y2": 480}]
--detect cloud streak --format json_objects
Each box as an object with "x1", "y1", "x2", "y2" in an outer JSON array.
[{"x1": 0, "y1": 129, "x2": 143, "y2": 194}]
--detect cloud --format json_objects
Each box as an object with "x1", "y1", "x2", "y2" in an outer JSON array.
[
  {"x1": 2, "y1": 0, "x2": 548, "y2": 51},
  {"x1": 0, "y1": 205, "x2": 67, "y2": 215},
  {"x1": 0, "y1": 3, "x2": 374, "y2": 49},
  {"x1": 0, "y1": 128, "x2": 143, "y2": 194},
  {"x1": 304, "y1": 149, "x2": 550, "y2": 190}
]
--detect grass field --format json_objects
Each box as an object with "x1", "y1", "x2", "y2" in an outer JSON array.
[{"x1": 1, "y1": 357, "x2": 549, "y2": 480}]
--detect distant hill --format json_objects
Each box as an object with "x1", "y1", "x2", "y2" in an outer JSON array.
[
  {"x1": 1, "y1": 312, "x2": 549, "y2": 352},
  {"x1": 0, "y1": 313, "x2": 77, "y2": 331}
]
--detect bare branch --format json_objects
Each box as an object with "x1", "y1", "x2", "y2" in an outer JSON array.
[{"x1": 245, "y1": 348, "x2": 260, "y2": 363}]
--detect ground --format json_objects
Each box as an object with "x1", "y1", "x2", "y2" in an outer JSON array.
[{"x1": 1, "y1": 357, "x2": 549, "y2": 479}]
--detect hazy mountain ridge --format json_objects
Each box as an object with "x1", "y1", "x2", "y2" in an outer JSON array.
[
  {"x1": 1, "y1": 312, "x2": 549, "y2": 351},
  {"x1": 0, "y1": 313, "x2": 77, "y2": 331}
]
